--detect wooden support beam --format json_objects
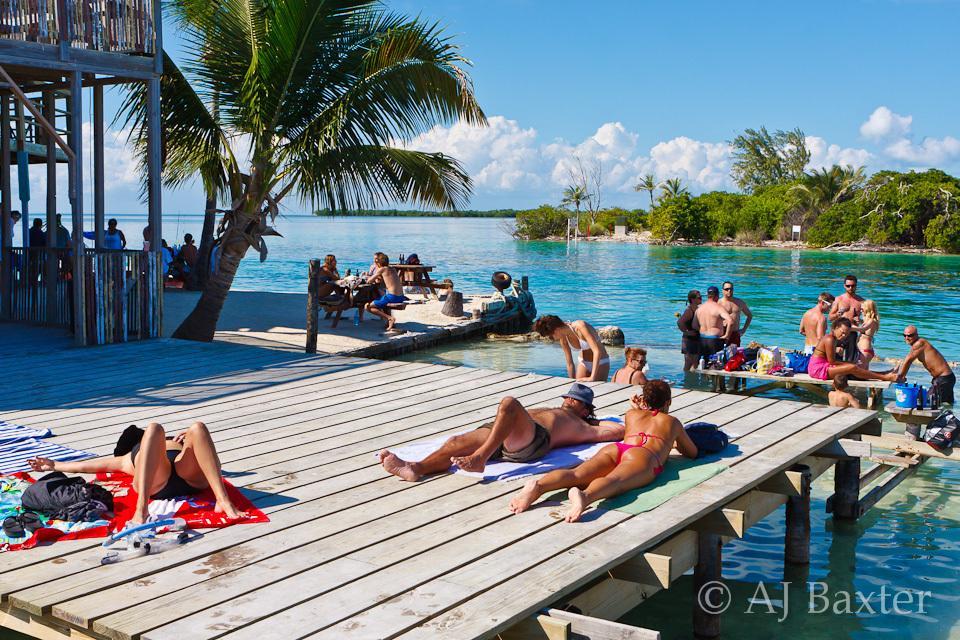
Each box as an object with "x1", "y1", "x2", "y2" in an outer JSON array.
[
  {"x1": 306, "y1": 259, "x2": 320, "y2": 354},
  {"x1": 1, "y1": 602, "x2": 101, "y2": 640},
  {"x1": 815, "y1": 438, "x2": 871, "y2": 459},
  {"x1": 44, "y1": 90, "x2": 58, "y2": 324},
  {"x1": 1, "y1": 93, "x2": 11, "y2": 320},
  {"x1": 852, "y1": 418, "x2": 883, "y2": 436},
  {"x1": 565, "y1": 577, "x2": 660, "y2": 623},
  {"x1": 0, "y1": 64, "x2": 74, "y2": 162},
  {"x1": 760, "y1": 455, "x2": 834, "y2": 496},
  {"x1": 68, "y1": 70, "x2": 84, "y2": 345},
  {"x1": 501, "y1": 614, "x2": 570, "y2": 640},
  {"x1": 858, "y1": 458, "x2": 925, "y2": 514},
  {"x1": 610, "y1": 530, "x2": 698, "y2": 589},
  {"x1": 784, "y1": 464, "x2": 811, "y2": 565},
  {"x1": 547, "y1": 609, "x2": 659, "y2": 640},
  {"x1": 93, "y1": 83, "x2": 104, "y2": 249},
  {"x1": 146, "y1": 76, "x2": 161, "y2": 251},
  {"x1": 693, "y1": 533, "x2": 722, "y2": 639},
  {"x1": 862, "y1": 434, "x2": 960, "y2": 462},
  {"x1": 693, "y1": 490, "x2": 787, "y2": 538}
]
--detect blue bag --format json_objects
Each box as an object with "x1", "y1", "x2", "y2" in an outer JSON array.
[
  {"x1": 684, "y1": 422, "x2": 729, "y2": 458},
  {"x1": 785, "y1": 352, "x2": 810, "y2": 374}
]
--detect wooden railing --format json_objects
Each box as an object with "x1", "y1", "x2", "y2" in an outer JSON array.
[
  {"x1": 0, "y1": 0, "x2": 155, "y2": 54},
  {"x1": 6, "y1": 246, "x2": 71, "y2": 325},
  {"x1": 4, "y1": 247, "x2": 161, "y2": 344},
  {"x1": 81, "y1": 248, "x2": 161, "y2": 344}
]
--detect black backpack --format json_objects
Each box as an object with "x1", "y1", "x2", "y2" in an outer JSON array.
[
  {"x1": 21, "y1": 472, "x2": 114, "y2": 521},
  {"x1": 684, "y1": 422, "x2": 730, "y2": 457},
  {"x1": 923, "y1": 410, "x2": 960, "y2": 450}
]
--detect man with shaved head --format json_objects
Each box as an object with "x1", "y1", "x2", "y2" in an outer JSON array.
[{"x1": 897, "y1": 325, "x2": 955, "y2": 406}]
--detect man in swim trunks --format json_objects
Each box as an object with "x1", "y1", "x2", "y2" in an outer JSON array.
[
  {"x1": 695, "y1": 286, "x2": 733, "y2": 357},
  {"x1": 808, "y1": 318, "x2": 898, "y2": 383},
  {"x1": 365, "y1": 252, "x2": 407, "y2": 333},
  {"x1": 829, "y1": 274, "x2": 864, "y2": 362},
  {"x1": 718, "y1": 281, "x2": 752, "y2": 347},
  {"x1": 27, "y1": 422, "x2": 245, "y2": 526},
  {"x1": 897, "y1": 325, "x2": 955, "y2": 406},
  {"x1": 378, "y1": 383, "x2": 626, "y2": 481},
  {"x1": 800, "y1": 292, "x2": 835, "y2": 355}
]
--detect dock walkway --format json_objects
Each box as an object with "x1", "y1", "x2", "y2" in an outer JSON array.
[{"x1": 0, "y1": 326, "x2": 879, "y2": 640}]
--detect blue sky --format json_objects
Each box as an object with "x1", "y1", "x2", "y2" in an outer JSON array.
[{"x1": 46, "y1": 0, "x2": 960, "y2": 215}]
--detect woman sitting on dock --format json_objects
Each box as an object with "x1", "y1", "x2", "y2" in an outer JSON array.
[
  {"x1": 508, "y1": 380, "x2": 698, "y2": 523},
  {"x1": 27, "y1": 422, "x2": 246, "y2": 526},
  {"x1": 808, "y1": 318, "x2": 898, "y2": 383},
  {"x1": 534, "y1": 315, "x2": 610, "y2": 382},
  {"x1": 854, "y1": 299, "x2": 880, "y2": 367},
  {"x1": 611, "y1": 346, "x2": 649, "y2": 386}
]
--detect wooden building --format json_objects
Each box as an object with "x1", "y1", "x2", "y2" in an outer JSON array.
[{"x1": 0, "y1": 0, "x2": 162, "y2": 345}]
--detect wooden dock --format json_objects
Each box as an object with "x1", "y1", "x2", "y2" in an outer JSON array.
[
  {"x1": 696, "y1": 367, "x2": 890, "y2": 409},
  {"x1": 0, "y1": 326, "x2": 885, "y2": 640}
]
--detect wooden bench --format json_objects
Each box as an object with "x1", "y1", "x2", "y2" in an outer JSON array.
[{"x1": 697, "y1": 367, "x2": 890, "y2": 409}]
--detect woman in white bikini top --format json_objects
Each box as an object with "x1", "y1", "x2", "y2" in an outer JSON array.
[{"x1": 533, "y1": 315, "x2": 611, "y2": 381}]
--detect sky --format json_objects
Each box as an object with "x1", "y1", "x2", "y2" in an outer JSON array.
[{"x1": 18, "y1": 0, "x2": 960, "y2": 216}]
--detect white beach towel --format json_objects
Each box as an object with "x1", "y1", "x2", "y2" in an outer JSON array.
[
  {"x1": 0, "y1": 420, "x2": 52, "y2": 445},
  {"x1": 381, "y1": 416, "x2": 624, "y2": 483}
]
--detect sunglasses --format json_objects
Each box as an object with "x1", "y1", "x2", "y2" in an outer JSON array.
[
  {"x1": 844, "y1": 284, "x2": 856, "y2": 288},
  {"x1": 903, "y1": 333, "x2": 917, "y2": 338},
  {"x1": 722, "y1": 287, "x2": 733, "y2": 291}
]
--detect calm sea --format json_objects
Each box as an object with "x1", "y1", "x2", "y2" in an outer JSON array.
[{"x1": 63, "y1": 213, "x2": 960, "y2": 638}]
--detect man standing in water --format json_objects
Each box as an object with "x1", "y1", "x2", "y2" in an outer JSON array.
[
  {"x1": 718, "y1": 281, "x2": 752, "y2": 347},
  {"x1": 379, "y1": 383, "x2": 624, "y2": 480},
  {"x1": 897, "y1": 326, "x2": 955, "y2": 406},
  {"x1": 695, "y1": 286, "x2": 734, "y2": 357},
  {"x1": 677, "y1": 290, "x2": 702, "y2": 371},
  {"x1": 830, "y1": 274, "x2": 864, "y2": 362},
  {"x1": 800, "y1": 292, "x2": 835, "y2": 355}
]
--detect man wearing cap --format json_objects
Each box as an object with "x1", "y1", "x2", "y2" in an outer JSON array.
[
  {"x1": 379, "y1": 383, "x2": 626, "y2": 480},
  {"x1": 695, "y1": 286, "x2": 734, "y2": 356}
]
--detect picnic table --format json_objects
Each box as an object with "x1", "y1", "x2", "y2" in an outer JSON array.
[
  {"x1": 392, "y1": 264, "x2": 453, "y2": 297},
  {"x1": 696, "y1": 367, "x2": 890, "y2": 409},
  {"x1": 320, "y1": 281, "x2": 379, "y2": 328}
]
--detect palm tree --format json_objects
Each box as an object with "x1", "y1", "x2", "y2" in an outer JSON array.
[
  {"x1": 634, "y1": 173, "x2": 658, "y2": 207},
  {"x1": 120, "y1": 0, "x2": 484, "y2": 341},
  {"x1": 659, "y1": 177, "x2": 689, "y2": 201},
  {"x1": 561, "y1": 184, "x2": 588, "y2": 238},
  {"x1": 791, "y1": 165, "x2": 866, "y2": 220}
]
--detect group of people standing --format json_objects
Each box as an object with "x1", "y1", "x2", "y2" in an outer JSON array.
[{"x1": 676, "y1": 281, "x2": 752, "y2": 371}]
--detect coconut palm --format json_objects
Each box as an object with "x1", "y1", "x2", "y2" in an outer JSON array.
[
  {"x1": 791, "y1": 165, "x2": 866, "y2": 219},
  {"x1": 120, "y1": 0, "x2": 484, "y2": 341},
  {"x1": 634, "y1": 173, "x2": 658, "y2": 207},
  {"x1": 659, "y1": 177, "x2": 689, "y2": 201},
  {"x1": 562, "y1": 184, "x2": 588, "y2": 237}
]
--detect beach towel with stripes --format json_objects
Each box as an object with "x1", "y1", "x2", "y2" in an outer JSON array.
[
  {"x1": 0, "y1": 438, "x2": 97, "y2": 475},
  {"x1": 0, "y1": 420, "x2": 52, "y2": 444}
]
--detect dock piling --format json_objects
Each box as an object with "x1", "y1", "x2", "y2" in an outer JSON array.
[
  {"x1": 832, "y1": 457, "x2": 861, "y2": 520},
  {"x1": 784, "y1": 464, "x2": 811, "y2": 565},
  {"x1": 305, "y1": 259, "x2": 320, "y2": 354},
  {"x1": 693, "y1": 532, "x2": 722, "y2": 640}
]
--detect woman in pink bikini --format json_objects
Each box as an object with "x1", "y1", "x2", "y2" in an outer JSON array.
[
  {"x1": 508, "y1": 380, "x2": 699, "y2": 522},
  {"x1": 808, "y1": 318, "x2": 897, "y2": 383}
]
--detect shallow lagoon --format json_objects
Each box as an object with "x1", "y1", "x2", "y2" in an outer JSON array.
[{"x1": 102, "y1": 214, "x2": 960, "y2": 637}]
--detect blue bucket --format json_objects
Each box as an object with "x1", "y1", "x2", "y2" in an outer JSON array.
[{"x1": 894, "y1": 384, "x2": 919, "y2": 408}]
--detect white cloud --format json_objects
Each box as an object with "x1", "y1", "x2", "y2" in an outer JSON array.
[
  {"x1": 806, "y1": 136, "x2": 873, "y2": 170},
  {"x1": 860, "y1": 106, "x2": 912, "y2": 141},
  {"x1": 884, "y1": 136, "x2": 960, "y2": 165}
]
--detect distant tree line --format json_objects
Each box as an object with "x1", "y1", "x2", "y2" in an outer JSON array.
[
  {"x1": 512, "y1": 126, "x2": 960, "y2": 253},
  {"x1": 313, "y1": 208, "x2": 517, "y2": 218}
]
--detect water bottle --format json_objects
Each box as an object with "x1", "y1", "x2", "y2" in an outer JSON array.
[
  {"x1": 354, "y1": 310, "x2": 360, "y2": 327},
  {"x1": 698, "y1": 356, "x2": 706, "y2": 370}
]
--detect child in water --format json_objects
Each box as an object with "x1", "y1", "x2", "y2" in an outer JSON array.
[{"x1": 828, "y1": 375, "x2": 861, "y2": 409}]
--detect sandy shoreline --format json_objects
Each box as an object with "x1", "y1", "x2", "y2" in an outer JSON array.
[{"x1": 540, "y1": 231, "x2": 949, "y2": 255}]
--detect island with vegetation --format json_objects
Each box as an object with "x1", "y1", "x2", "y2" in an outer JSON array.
[{"x1": 511, "y1": 127, "x2": 960, "y2": 254}]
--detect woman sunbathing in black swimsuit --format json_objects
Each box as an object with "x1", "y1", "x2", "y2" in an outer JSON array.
[{"x1": 27, "y1": 422, "x2": 245, "y2": 526}]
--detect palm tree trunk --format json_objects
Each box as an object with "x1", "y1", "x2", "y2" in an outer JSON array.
[
  {"x1": 188, "y1": 193, "x2": 217, "y2": 291},
  {"x1": 172, "y1": 234, "x2": 249, "y2": 341}
]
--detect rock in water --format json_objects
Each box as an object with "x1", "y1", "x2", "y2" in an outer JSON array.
[
  {"x1": 442, "y1": 290, "x2": 464, "y2": 317},
  {"x1": 598, "y1": 326, "x2": 625, "y2": 346}
]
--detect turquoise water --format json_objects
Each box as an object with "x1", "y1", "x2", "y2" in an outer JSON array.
[{"x1": 82, "y1": 214, "x2": 960, "y2": 637}]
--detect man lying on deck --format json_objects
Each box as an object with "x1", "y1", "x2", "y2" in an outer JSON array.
[
  {"x1": 807, "y1": 318, "x2": 898, "y2": 383},
  {"x1": 27, "y1": 422, "x2": 246, "y2": 526},
  {"x1": 379, "y1": 383, "x2": 625, "y2": 481},
  {"x1": 508, "y1": 380, "x2": 698, "y2": 523}
]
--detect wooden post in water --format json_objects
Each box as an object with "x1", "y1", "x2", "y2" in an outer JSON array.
[
  {"x1": 44, "y1": 90, "x2": 58, "y2": 325},
  {"x1": 305, "y1": 259, "x2": 320, "y2": 354},
  {"x1": 832, "y1": 457, "x2": 861, "y2": 520},
  {"x1": 785, "y1": 464, "x2": 812, "y2": 564},
  {"x1": 1, "y1": 95, "x2": 11, "y2": 320},
  {"x1": 693, "y1": 532, "x2": 722, "y2": 639},
  {"x1": 521, "y1": 275, "x2": 528, "y2": 291}
]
